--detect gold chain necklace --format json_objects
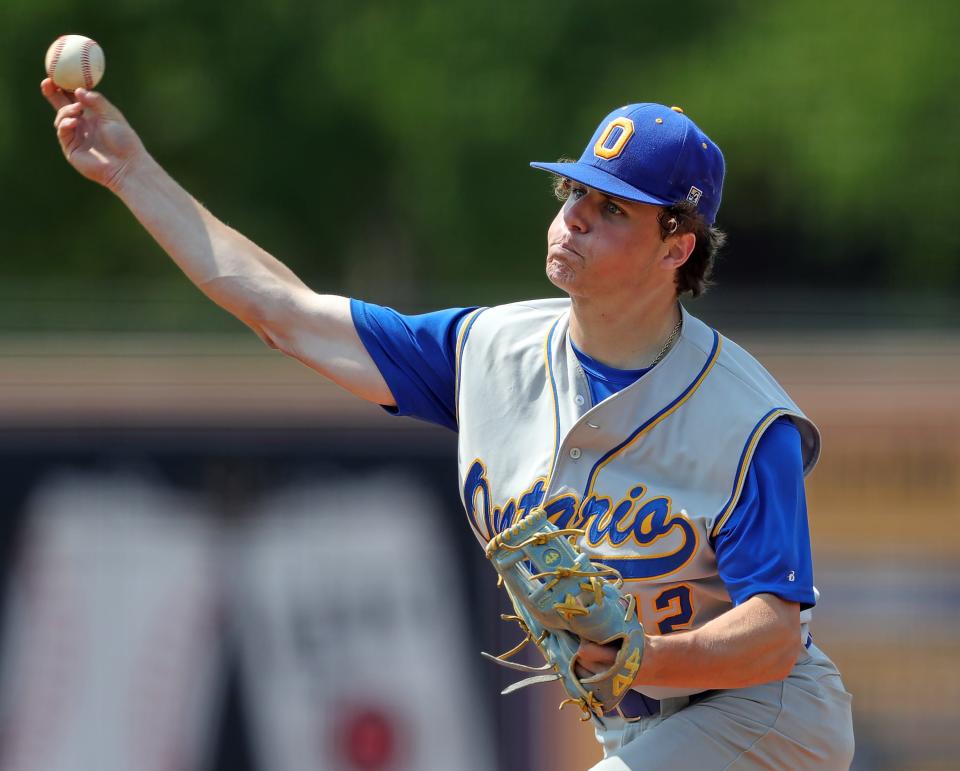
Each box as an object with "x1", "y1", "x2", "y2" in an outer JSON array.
[{"x1": 649, "y1": 317, "x2": 682, "y2": 368}]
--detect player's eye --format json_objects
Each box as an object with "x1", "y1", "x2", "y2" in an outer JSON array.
[
  {"x1": 562, "y1": 180, "x2": 587, "y2": 200},
  {"x1": 605, "y1": 200, "x2": 624, "y2": 216}
]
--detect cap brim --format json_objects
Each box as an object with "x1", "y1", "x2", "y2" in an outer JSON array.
[{"x1": 530, "y1": 161, "x2": 674, "y2": 207}]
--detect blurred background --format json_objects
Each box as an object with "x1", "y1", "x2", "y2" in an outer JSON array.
[{"x1": 1, "y1": 0, "x2": 958, "y2": 769}]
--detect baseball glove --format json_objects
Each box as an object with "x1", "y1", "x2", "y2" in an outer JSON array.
[{"x1": 482, "y1": 508, "x2": 645, "y2": 725}]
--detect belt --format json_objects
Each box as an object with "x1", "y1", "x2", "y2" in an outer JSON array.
[
  {"x1": 612, "y1": 690, "x2": 662, "y2": 719},
  {"x1": 614, "y1": 687, "x2": 717, "y2": 719}
]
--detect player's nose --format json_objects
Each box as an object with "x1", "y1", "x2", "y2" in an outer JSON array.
[{"x1": 562, "y1": 195, "x2": 590, "y2": 233}]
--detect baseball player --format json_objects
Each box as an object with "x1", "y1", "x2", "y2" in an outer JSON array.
[{"x1": 43, "y1": 80, "x2": 855, "y2": 768}]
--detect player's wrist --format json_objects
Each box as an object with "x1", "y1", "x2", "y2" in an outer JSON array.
[
  {"x1": 109, "y1": 148, "x2": 158, "y2": 198},
  {"x1": 631, "y1": 629, "x2": 694, "y2": 688},
  {"x1": 633, "y1": 631, "x2": 659, "y2": 685}
]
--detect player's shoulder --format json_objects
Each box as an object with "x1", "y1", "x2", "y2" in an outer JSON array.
[
  {"x1": 468, "y1": 296, "x2": 570, "y2": 334},
  {"x1": 457, "y1": 297, "x2": 569, "y2": 363},
  {"x1": 689, "y1": 313, "x2": 796, "y2": 408},
  {"x1": 716, "y1": 332, "x2": 776, "y2": 381},
  {"x1": 485, "y1": 296, "x2": 570, "y2": 319},
  {"x1": 684, "y1": 308, "x2": 820, "y2": 472}
]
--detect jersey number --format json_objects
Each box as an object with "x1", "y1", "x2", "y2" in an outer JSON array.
[{"x1": 654, "y1": 585, "x2": 694, "y2": 634}]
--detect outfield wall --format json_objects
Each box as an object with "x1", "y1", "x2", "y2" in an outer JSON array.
[{"x1": 0, "y1": 329, "x2": 956, "y2": 771}]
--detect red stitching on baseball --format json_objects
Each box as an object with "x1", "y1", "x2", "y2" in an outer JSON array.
[
  {"x1": 47, "y1": 35, "x2": 67, "y2": 78},
  {"x1": 81, "y1": 39, "x2": 93, "y2": 90}
]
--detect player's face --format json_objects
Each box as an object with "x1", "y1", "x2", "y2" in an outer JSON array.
[{"x1": 545, "y1": 181, "x2": 679, "y2": 300}]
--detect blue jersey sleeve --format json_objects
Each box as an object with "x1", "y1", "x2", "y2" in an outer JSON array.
[
  {"x1": 350, "y1": 299, "x2": 478, "y2": 431},
  {"x1": 712, "y1": 417, "x2": 817, "y2": 610}
]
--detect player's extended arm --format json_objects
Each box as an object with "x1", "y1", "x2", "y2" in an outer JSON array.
[
  {"x1": 41, "y1": 81, "x2": 395, "y2": 407},
  {"x1": 578, "y1": 593, "x2": 801, "y2": 690}
]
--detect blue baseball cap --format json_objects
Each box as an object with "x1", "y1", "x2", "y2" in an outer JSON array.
[{"x1": 531, "y1": 103, "x2": 725, "y2": 225}]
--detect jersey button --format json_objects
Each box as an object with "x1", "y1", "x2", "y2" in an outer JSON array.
[
  {"x1": 569, "y1": 447, "x2": 582, "y2": 460},
  {"x1": 574, "y1": 394, "x2": 585, "y2": 406}
]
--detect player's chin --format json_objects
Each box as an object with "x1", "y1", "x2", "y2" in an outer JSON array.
[{"x1": 546, "y1": 256, "x2": 578, "y2": 289}]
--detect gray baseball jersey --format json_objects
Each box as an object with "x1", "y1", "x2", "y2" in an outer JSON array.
[{"x1": 456, "y1": 299, "x2": 818, "y2": 701}]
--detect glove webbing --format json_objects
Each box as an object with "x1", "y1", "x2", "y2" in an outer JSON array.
[{"x1": 485, "y1": 515, "x2": 644, "y2": 723}]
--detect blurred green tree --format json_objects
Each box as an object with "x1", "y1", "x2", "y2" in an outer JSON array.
[{"x1": 1, "y1": 0, "x2": 957, "y2": 330}]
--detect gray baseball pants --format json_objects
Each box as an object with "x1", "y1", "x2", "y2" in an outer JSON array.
[{"x1": 590, "y1": 644, "x2": 855, "y2": 770}]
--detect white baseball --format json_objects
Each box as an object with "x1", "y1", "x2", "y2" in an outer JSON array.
[{"x1": 45, "y1": 35, "x2": 105, "y2": 92}]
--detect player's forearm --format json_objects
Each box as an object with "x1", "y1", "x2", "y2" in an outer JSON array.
[
  {"x1": 636, "y1": 594, "x2": 800, "y2": 690},
  {"x1": 112, "y1": 151, "x2": 305, "y2": 339}
]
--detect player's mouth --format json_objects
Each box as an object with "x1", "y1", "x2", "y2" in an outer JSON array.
[{"x1": 550, "y1": 241, "x2": 585, "y2": 263}]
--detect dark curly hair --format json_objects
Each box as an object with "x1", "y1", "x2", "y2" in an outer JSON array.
[{"x1": 551, "y1": 170, "x2": 726, "y2": 298}]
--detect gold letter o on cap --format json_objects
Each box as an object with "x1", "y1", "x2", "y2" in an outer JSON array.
[{"x1": 593, "y1": 117, "x2": 635, "y2": 160}]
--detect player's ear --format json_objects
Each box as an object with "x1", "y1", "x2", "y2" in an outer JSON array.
[{"x1": 662, "y1": 231, "x2": 696, "y2": 271}]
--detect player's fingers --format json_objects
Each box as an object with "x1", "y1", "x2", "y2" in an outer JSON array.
[
  {"x1": 578, "y1": 640, "x2": 617, "y2": 664},
  {"x1": 574, "y1": 662, "x2": 594, "y2": 679},
  {"x1": 74, "y1": 88, "x2": 123, "y2": 121},
  {"x1": 575, "y1": 640, "x2": 618, "y2": 678},
  {"x1": 40, "y1": 78, "x2": 74, "y2": 110},
  {"x1": 54, "y1": 102, "x2": 84, "y2": 129},
  {"x1": 56, "y1": 118, "x2": 78, "y2": 143}
]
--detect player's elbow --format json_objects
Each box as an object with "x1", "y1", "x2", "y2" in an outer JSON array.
[
  {"x1": 250, "y1": 322, "x2": 283, "y2": 350},
  {"x1": 201, "y1": 274, "x2": 298, "y2": 348},
  {"x1": 767, "y1": 606, "x2": 803, "y2": 681},
  {"x1": 242, "y1": 286, "x2": 326, "y2": 359},
  {"x1": 241, "y1": 301, "x2": 301, "y2": 355},
  {"x1": 230, "y1": 306, "x2": 290, "y2": 352},
  {"x1": 750, "y1": 594, "x2": 802, "y2": 683},
  {"x1": 739, "y1": 628, "x2": 797, "y2": 687},
  {"x1": 769, "y1": 637, "x2": 800, "y2": 681}
]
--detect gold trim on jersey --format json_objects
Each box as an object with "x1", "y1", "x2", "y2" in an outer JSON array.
[
  {"x1": 543, "y1": 318, "x2": 563, "y2": 471},
  {"x1": 709, "y1": 408, "x2": 792, "y2": 539},
  {"x1": 454, "y1": 307, "x2": 489, "y2": 425},
  {"x1": 583, "y1": 334, "x2": 723, "y2": 500}
]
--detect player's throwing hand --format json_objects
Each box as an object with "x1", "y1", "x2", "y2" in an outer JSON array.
[{"x1": 40, "y1": 79, "x2": 145, "y2": 192}]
